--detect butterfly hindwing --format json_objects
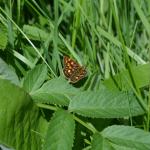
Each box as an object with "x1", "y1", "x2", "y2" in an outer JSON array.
[{"x1": 70, "y1": 66, "x2": 87, "y2": 83}]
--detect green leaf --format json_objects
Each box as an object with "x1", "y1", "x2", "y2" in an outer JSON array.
[
  {"x1": 91, "y1": 133, "x2": 114, "y2": 150},
  {"x1": 69, "y1": 87, "x2": 145, "y2": 118},
  {"x1": 22, "y1": 44, "x2": 39, "y2": 63},
  {"x1": 0, "y1": 58, "x2": 20, "y2": 86},
  {"x1": 43, "y1": 110, "x2": 75, "y2": 150},
  {"x1": 31, "y1": 77, "x2": 78, "y2": 106},
  {"x1": 92, "y1": 132, "x2": 137, "y2": 150},
  {"x1": 0, "y1": 24, "x2": 7, "y2": 50},
  {"x1": 111, "y1": 143, "x2": 137, "y2": 150},
  {"x1": 0, "y1": 79, "x2": 45, "y2": 150},
  {"x1": 101, "y1": 125, "x2": 150, "y2": 150},
  {"x1": 23, "y1": 64, "x2": 47, "y2": 93},
  {"x1": 103, "y1": 63, "x2": 150, "y2": 90},
  {"x1": 23, "y1": 25, "x2": 49, "y2": 41}
]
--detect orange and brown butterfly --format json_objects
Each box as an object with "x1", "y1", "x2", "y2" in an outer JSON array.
[{"x1": 63, "y1": 56, "x2": 87, "y2": 83}]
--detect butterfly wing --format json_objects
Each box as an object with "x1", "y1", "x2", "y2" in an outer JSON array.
[
  {"x1": 63, "y1": 56, "x2": 79, "y2": 78},
  {"x1": 70, "y1": 66, "x2": 87, "y2": 83},
  {"x1": 63, "y1": 56, "x2": 87, "y2": 83}
]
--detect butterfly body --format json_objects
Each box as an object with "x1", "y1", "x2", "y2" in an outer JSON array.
[{"x1": 63, "y1": 56, "x2": 86, "y2": 83}]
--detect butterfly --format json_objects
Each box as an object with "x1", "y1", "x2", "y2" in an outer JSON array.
[{"x1": 63, "y1": 56, "x2": 87, "y2": 83}]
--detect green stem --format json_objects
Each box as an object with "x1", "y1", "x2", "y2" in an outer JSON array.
[
  {"x1": 73, "y1": 116, "x2": 97, "y2": 133},
  {"x1": 36, "y1": 103, "x2": 57, "y2": 111},
  {"x1": 37, "y1": 103, "x2": 97, "y2": 133}
]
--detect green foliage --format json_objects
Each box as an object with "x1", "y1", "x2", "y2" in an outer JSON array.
[
  {"x1": 31, "y1": 77, "x2": 79, "y2": 106},
  {"x1": 0, "y1": 0, "x2": 150, "y2": 149},
  {"x1": 69, "y1": 88, "x2": 145, "y2": 118},
  {"x1": 0, "y1": 24, "x2": 7, "y2": 50},
  {"x1": 23, "y1": 25, "x2": 49, "y2": 41},
  {"x1": 0, "y1": 58, "x2": 20, "y2": 86},
  {"x1": 23, "y1": 64, "x2": 47, "y2": 93},
  {"x1": 0, "y1": 79, "x2": 46, "y2": 150},
  {"x1": 91, "y1": 133, "x2": 113, "y2": 150},
  {"x1": 101, "y1": 125, "x2": 150, "y2": 150},
  {"x1": 104, "y1": 62, "x2": 150, "y2": 90},
  {"x1": 43, "y1": 110, "x2": 75, "y2": 150},
  {"x1": 92, "y1": 125, "x2": 150, "y2": 150}
]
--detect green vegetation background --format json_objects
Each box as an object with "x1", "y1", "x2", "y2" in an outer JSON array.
[{"x1": 0, "y1": 0, "x2": 150, "y2": 150}]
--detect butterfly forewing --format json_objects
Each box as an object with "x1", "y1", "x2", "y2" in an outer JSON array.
[
  {"x1": 63, "y1": 56, "x2": 86, "y2": 83},
  {"x1": 63, "y1": 56, "x2": 79, "y2": 78}
]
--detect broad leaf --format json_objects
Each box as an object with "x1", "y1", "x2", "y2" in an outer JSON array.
[
  {"x1": 69, "y1": 87, "x2": 145, "y2": 118},
  {"x1": 0, "y1": 58, "x2": 20, "y2": 86},
  {"x1": 43, "y1": 110, "x2": 75, "y2": 150},
  {"x1": 23, "y1": 25, "x2": 49, "y2": 41},
  {"x1": 22, "y1": 45, "x2": 39, "y2": 63},
  {"x1": 92, "y1": 132, "x2": 137, "y2": 150},
  {"x1": 0, "y1": 79, "x2": 46, "y2": 150},
  {"x1": 31, "y1": 77, "x2": 78, "y2": 106},
  {"x1": 101, "y1": 125, "x2": 150, "y2": 150},
  {"x1": 111, "y1": 143, "x2": 137, "y2": 150},
  {"x1": 23, "y1": 64, "x2": 47, "y2": 93}
]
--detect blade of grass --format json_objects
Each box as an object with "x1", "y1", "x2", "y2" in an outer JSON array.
[
  {"x1": 77, "y1": 2, "x2": 146, "y2": 64},
  {"x1": 26, "y1": 0, "x2": 83, "y2": 65},
  {"x1": 51, "y1": 0, "x2": 62, "y2": 74},
  {"x1": 0, "y1": 7, "x2": 56, "y2": 77},
  {"x1": 110, "y1": 0, "x2": 147, "y2": 112},
  {"x1": 17, "y1": 0, "x2": 20, "y2": 24},
  {"x1": 132, "y1": 0, "x2": 150, "y2": 37}
]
